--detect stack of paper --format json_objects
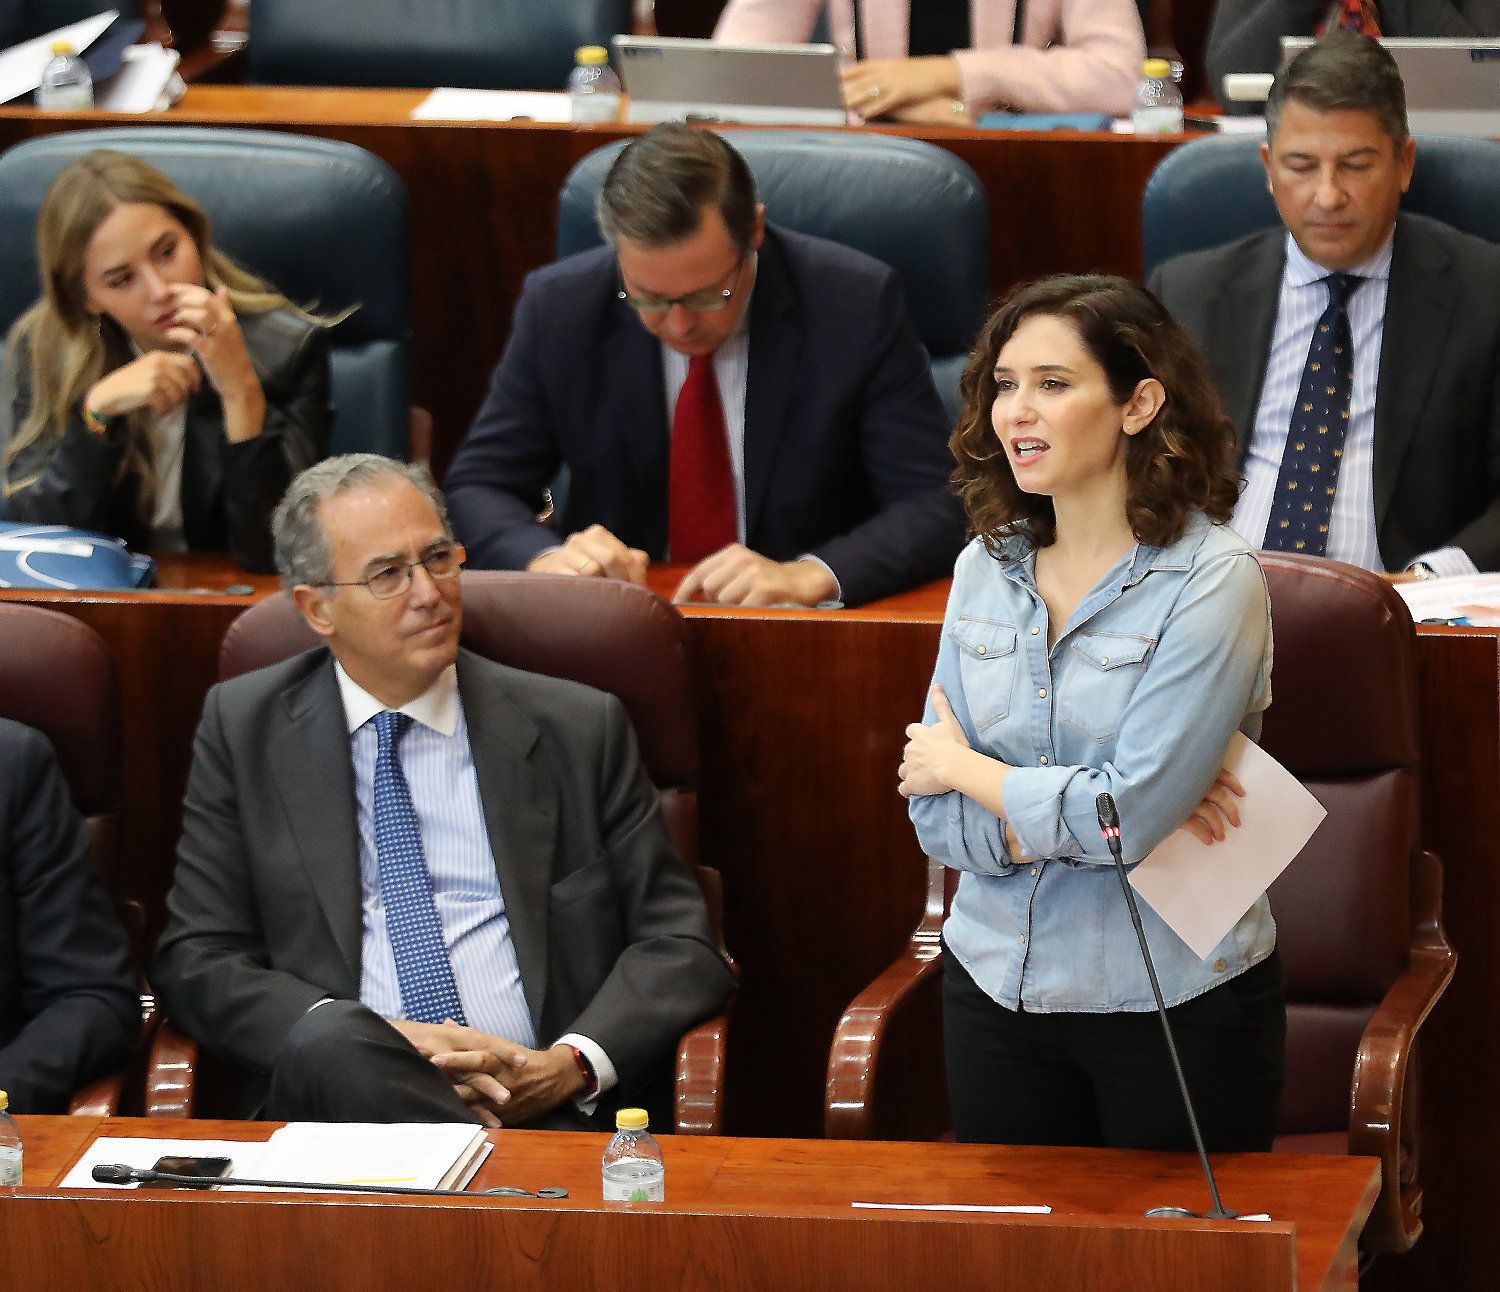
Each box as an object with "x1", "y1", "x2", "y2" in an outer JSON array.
[{"x1": 60, "y1": 1122, "x2": 491, "y2": 1193}]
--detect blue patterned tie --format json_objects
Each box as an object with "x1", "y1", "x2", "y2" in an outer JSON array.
[
  {"x1": 372, "y1": 711, "x2": 467, "y2": 1025},
  {"x1": 1264, "y1": 273, "x2": 1363, "y2": 556}
]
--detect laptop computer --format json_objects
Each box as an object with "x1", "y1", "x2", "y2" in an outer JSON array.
[
  {"x1": 613, "y1": 35, "x2": 847, "y2": 127},
  {"x1": 1275, "y1": 37, "x2": 1500, "y2": 135}
]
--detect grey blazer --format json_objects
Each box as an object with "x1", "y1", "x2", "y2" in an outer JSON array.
[
  {"x1": 153, "y1": 646, "x2": 735, "y2": 1121},
  {"x1": 1150, "y1": 212, "x2": 1500, "y2": 571}
]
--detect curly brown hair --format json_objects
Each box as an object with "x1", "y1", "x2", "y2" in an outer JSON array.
[{"x1": 950, "y1": 274, "x2": 1240, "y2": 555}]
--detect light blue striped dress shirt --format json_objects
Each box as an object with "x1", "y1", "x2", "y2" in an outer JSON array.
[
  {"x1": 335, "y1": 663, "x2": 616, "y2": 1101},
  {"x1": 1237, "y1": 232, "x2": 1474, "y2": 577}
]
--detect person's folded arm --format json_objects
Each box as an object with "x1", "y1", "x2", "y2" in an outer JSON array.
[{"x1": 1001, "y1": 550, "x2": 1271, "y2": 866}]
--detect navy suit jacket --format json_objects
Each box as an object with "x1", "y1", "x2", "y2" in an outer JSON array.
[
  {"x1": 0, "y1": 718, "x2": 135, "y2": 1113},
  {"x1": 1150, "y1": 212, "x2": 1500, "y2": 572},
  {"x1": 445, "y1": 226, "x2": 965, "y2": 607}
]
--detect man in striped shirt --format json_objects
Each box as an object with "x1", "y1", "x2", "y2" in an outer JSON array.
[{"x1": 154, "y1": 454, "x2": 734, "y2": 1127}]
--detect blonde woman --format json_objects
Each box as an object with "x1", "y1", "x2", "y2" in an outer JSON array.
[{"x1": 1, "y1": 150, "x2": 331, "y2": 572}]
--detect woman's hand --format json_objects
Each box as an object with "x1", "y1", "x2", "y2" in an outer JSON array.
[
  {"x1": 841, "y1": 56, "x2": 961, "y2": 120},
  {"x1": 83, "y1": 350, "x2": 201, "y2": 424},
  {"x1": 161, "y1": 284, "x2": 266, "y2": 441},
  {"x1": 899, "y1": 684, "x2": 972, "y2": 797},
  {"x1": 1182, "y1": 767, "x2": 1246, "y2": 845}
]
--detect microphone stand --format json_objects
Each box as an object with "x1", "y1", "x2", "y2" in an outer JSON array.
[{"x1": 1095, "y1": 792, "x2": 1237, "y2": 1221}]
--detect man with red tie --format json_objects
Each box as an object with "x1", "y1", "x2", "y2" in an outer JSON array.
[{"x1": 444, "y1": 123, "x2": 965, "y2": 607}]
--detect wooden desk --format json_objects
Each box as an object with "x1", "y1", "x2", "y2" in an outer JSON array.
[
  {"x1": 16, "y1": 1116, "x2": 1377, "y2": 1291},
  {"x1": 0, "y1": 94, "x2": 1180, "y2": 474}
]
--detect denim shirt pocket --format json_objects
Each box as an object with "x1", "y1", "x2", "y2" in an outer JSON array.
[
  {"x1": 950, "y1": 618, "x2": 1019, "y2": 734},
  {"x1": 1059, "y1": 631, "x2": 1155, "y2": 742}
]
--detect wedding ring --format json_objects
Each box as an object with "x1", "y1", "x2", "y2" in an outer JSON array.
[
  {"x1": 867, "y1": 85, "x2": 881, "y2": 101},
  {"x1": 575, "y1": 557, "x2": 592, "y2": 573}
]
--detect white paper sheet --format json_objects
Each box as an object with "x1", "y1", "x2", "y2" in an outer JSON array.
[
  {"x1": 1393, "y1": 573, "x2": 1500, "y2": 625},
  {"x1": 411, "y1": 87, "x2": 572, "y2": 123},
  {"x1": 852, "y1": 1201, "x2": 1052, "y2": 1214},
  {"x1": 1127, "y1": 731, "x2": 1327, "y2": 960},
  {"x1": 96, "y1": 42, "x2": 181, "y2": 113},
  {"x1": 248, "y1": 1121, "x2": 487, "y2": 1191},
  {"x1": 0, "y1": 12, "x2": 118, "y2": 104},
  {"x1": 60, "y1": 1137, "x2": 262, "y2": 1189}
]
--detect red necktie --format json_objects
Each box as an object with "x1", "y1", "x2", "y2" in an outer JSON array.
[
  {"x1": 668, "y1": 355, "x2": 737, "y2": 563},
  {"x1": 1317, "y1": 0, "x2": 1381, "y2": 36}
]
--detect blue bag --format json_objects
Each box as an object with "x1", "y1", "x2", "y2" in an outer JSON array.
[{"x1": 0, "y1": 521, "x2": 156, "y2": 590}]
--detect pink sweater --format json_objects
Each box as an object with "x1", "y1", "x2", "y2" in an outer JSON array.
[{"x1": 714, "y1": 0, "x2": 1146, "y2": 117}]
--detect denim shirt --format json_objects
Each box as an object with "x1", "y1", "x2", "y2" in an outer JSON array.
[{"x1": 909, "y1": 514, "x2": 1276, "y2": 1013}]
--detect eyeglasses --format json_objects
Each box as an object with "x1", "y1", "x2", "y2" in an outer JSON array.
[
  {"x1": 617, "y1": 253, "x2": 746, "y2": 314},
  {"x1": 312, "y1": 541, "x2": 466, "y2": 600}
]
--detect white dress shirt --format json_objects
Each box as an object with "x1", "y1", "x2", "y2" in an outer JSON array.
[
  {"x1": 335, "y1": 662, "x2": 617, "y2": 1103},
  {"x1": 1236, "y1": 231, "x2": 1474, "y2": 577}
]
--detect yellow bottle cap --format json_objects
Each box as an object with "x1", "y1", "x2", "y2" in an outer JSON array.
[
  {"x1": 1142, "y1": 58, "x2": 1172, "y2": 78},
  {"x1": 0, "y1": 1089, "x2": 8, "y2": 1111},
  {"x1": 576, "y1": 46, "x2": 609, "y2": 66},
  {"x1": 615, "y1": 1107, "x2": 648, "y2": 1130},
  {"x1": 51, "y1": 39, "x2": 77, "y2": 54}
]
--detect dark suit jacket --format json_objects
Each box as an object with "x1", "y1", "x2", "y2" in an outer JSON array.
[
  {"x1": 0, "y1": 718, "x2": 135, "y2": 1114},
  {"x1": 2, "y1": 308, "x2": 330, "y2": 573},
  {"x1": 444, "y1": 225, "x2": 965, "y2": 607},
  {"x1": 1150, "y1": 212, "x2": 1500, "y2": 571},
  {"x1": 152, "y1": 647, "x2": 735, "y2": 1123}
]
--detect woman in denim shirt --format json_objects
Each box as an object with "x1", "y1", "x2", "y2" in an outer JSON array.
[{"x1": 901, "y1": 276, "x2": 1284, "y2": 1151}]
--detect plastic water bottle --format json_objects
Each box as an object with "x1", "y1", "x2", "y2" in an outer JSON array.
[
  {"x1": 35, "y1": 40, "x2": 94, "y2": 111},
  {"x1": 1131, "y1": 58, "x2": 1182, "y2": 135},
  {"x1": 601, "y1": 1107, "x2": 664, "y2": 1201},
  {"x1": 0, "y1": 1090, "x2": 21, "y2": 1193},
  {"x1": 568, "y1": 45, "x2": 621, "y2": 124}
]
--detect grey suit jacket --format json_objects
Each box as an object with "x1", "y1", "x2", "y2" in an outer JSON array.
[
  {"x1": 153, "y1": 647, "x2": 734, "y2": 1118},
  {"x1": 1150, "y1": 212, "x2": 1500, "y2": 571}
]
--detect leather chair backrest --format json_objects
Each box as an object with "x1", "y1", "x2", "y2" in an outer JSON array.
[
  {"x1": 557, "y1": 131, "x2": 990, "y2": 420},
  {"x1": 0, "y1": 127, "x2": 411, "y2": 459},
  {"x1": 1141, "y1": 134, "x2": 1500, "y2": 280},
  {"x1": 247, "y1": 0, "x2": 632, "y2": 91},
  {"x1": 0, "y1": 603, "x2": 120, "y2": 880},
  {"x1": 218, "y1": 571, "x2": 700, "y2": 860},
  {"x1": 1257, "y1": 555, "x2": 1419, "y2": 1135}
]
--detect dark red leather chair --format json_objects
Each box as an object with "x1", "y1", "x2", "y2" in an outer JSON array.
[
  {"x1": 823, "y1": 555, "x2": 1455, "y2": 1255},
  {"x1": 0, "y1": 603, "x2": 153, "y2": 1115},
  {"x1": 146, "y1": 571, "x2": 734, "y2": 1132}
]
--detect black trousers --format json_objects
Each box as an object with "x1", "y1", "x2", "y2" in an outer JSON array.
[{"x1": 942, "y1": 946, "x2": 1286, "y2": 1152}]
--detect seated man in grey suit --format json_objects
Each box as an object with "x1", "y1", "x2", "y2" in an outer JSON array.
[
  {"x1": 1151, "y1": 34, "x2": 1500, "y2": 577},
  {"x1": 1, "y1": 717, "x2": 136, "y2": 1113},
  {"x1": 154, "y1": 453, "x2": 735, "y2": 1127},
  {"x1": 444, "y1": 123, "x2": 965, "y2": 609}
]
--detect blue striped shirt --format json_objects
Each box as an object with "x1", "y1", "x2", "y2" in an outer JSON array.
[
  {"x1": 335, "y1": 663, "x2": 616, "y2": 1100},
  {"x1": 1237, "y1": 232, "x2": 1474, "y2": 577}
]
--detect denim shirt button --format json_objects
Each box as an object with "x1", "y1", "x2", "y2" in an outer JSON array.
[
  {"x1": 976, "y1": 645, "x2": 987, "y2": 655},
  {"x1": 1030, "y1": 625, "x2": 1040, "y2": 635},
  {"x1": 1037, "y1": 688, "x2": 1047, "y2": 698},
  {"x1": 1212, "y1": 958, "x2": 1227, "y2": 972},
  {"x1": 1039, "y1": 755, "x2": 1049, "y2": 764}
]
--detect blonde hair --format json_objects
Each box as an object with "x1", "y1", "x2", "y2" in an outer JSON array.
[{"x1": 2, "y1": 149, "x2": 326, "y2": 507}]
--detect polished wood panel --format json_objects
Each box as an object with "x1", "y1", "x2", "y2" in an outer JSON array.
[
  {"x1": 0, "y1": 95, "x2": 1178, "y2": 475},
  {"x1": 16, "y1": 1116, "x2": 1376, "y2": 1291}
]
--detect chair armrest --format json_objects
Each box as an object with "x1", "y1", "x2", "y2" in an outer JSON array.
[
  {"x1": 68, "y1": 1070, "x2": 124, "y2": 1118},
  {"x1": 68, "y1": 992, "x2": 159, "y2": 1117},
  {"x1": 824, "y1": 857, "x2": 950, "y2": 1140},
  {"x1": 1350, "y1": 848, "x2": 1458, "y2": 1255},
  {"x1": 143, "y1": 1021, "x2": 200, "y2": 1119},
  {"x1": 674, "y1": 1003, "x2": 733, "y2": 1135}
]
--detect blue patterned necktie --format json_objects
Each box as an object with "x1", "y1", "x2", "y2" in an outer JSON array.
[
  {"x1": 1263, "y1": 273, "x2": 1364, "y2": 556},
  {"x1": 372, "y1": 710, "x2": 467, "y2": 1025}
]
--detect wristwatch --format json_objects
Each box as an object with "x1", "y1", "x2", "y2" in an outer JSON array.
[
  {"x1": 1409, "y1": 561, "x2": 1437, "y2": 581},
  {"x1": 567, "y1": 1044, "x2": 598, "y2": 1096}
]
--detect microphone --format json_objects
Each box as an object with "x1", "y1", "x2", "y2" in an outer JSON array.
[
  {"x1": 91, "y1": 1164, "x2": 567, "y2": 1199},
  {"x1": 1095, "y1": 792, "x2": 1237, "y2": 1222}
]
